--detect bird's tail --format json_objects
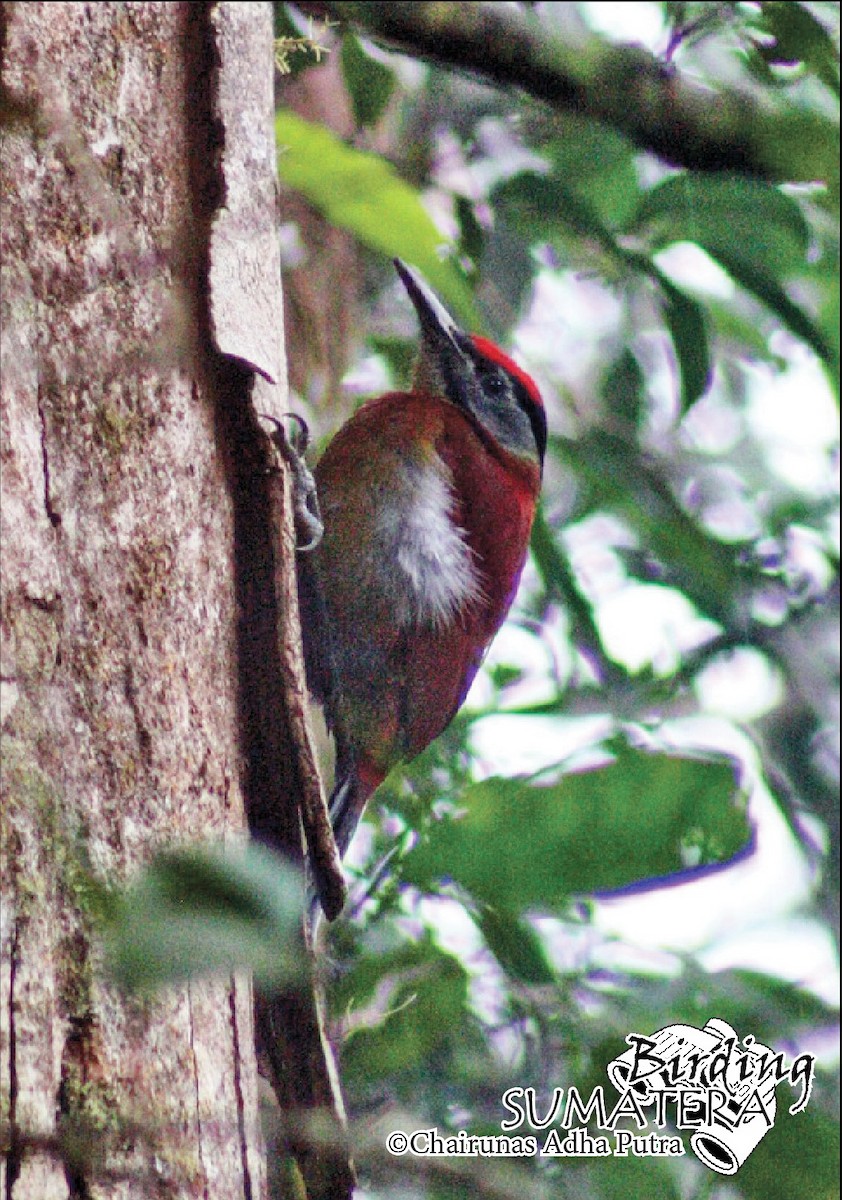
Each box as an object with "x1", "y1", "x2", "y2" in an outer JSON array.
[
  {"x1": 309, "y1": 749, "x2": 381, "y2": 923},
  {"x1": 329, "y1": 766, "x2": 373, "y2": 862}
]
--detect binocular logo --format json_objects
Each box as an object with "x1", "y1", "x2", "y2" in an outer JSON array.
[{"x1": 608, "y1": 1019, "x2": 778, "y2": 1175}]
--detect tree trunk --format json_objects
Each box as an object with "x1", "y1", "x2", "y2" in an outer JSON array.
[{"x1": 0, "y1": 4, "x2": 292, "y2": 1196}]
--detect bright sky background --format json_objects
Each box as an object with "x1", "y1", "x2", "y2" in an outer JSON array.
[{"x1": 580, "y1": 0, "x2": 667, "y2": 50}]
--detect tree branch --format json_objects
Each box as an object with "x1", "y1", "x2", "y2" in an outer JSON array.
[{"x1": 298, "y1": 0, "x2": 837, "y2": 186}]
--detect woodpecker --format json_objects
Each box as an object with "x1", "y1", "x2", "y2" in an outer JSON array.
[{"x1": 300, "y1": 259, "x2": 546, "y2": 913}]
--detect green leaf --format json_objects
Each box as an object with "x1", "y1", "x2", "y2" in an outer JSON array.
[
  {"x1": 657, "y1": 272, "x2": 712, "y2": 410},
  {"x1": 708, "y1": 969, "x2": 841, "y2": 1042},
  {"x1": 339, "y1": 938, "x2": 473, "y2": 1078},
  {"x1": 541, "y1": 114, "x2": 642, "y2": 227},
  {"x1": 495, "y1": 172, "x2": 712, "y2": 408},
  {"x1": 340, "y1": 34, "x2": 396, "y2": 129},
  {"x1": 751, "y1": 1, "x2": 840, "y2": 97},
  {"x1": 635, "y1": 173, "x2": 835, "y2": 366},
  {"x1": 475, "y1": 906, "x2": 555, "y2": 984},
  {"x1": 706, "y1": 296, "x2": 784, "y2": 359},
  {"x1": 737, "y1": 1102, "x2": 840, "y2": 1200},
  {"x1": 585, "y1": 1152, "x2": 683, "y2": 1200},
  {"x1": 276, "y1": 110, "x2": 479, "y2": 327},
  {"x1": 105, "y1": 843, "x2": 306, "y2": 993},
  {"x1": 603, "y1": 960, "x2": 840, "y2": 1060},
  {"x1": 403, "y1": 736, "x2": 749, "y2": 912},
  {"x1": 455, "y1": 195, "x2": 485, "y2": 274},
  {"x1": 493, "y1": 170, "x2": 609, "y2": 249},
  {"x1": 637, "y1": 173, "x2": 810, "y2": 279},
  {"x1": 330, "y1": 934, "x2": 438, "y2": 1014},
  {"x1": 602, "y1": 347, "x2": 646, "y2": 434},
  {"x1": 710, "y1": 245, "x2": 836, "y2": 366},
  {"x1": 816, "y1": 264, "x2": 840, "y2": 391}
]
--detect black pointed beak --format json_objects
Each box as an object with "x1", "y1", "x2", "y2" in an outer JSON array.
[{"x1": 394, "y1": 258, "x2": 463, "y2": 350}]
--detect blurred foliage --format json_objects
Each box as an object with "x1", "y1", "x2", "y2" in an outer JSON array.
[
  {"x1": 271, "y1": 2, "x2": 839, "y2": 1196},
  {"x1": 104, "y1": 843, "x2": 306, "y2": 994},
  {"x1": 276, "y1": 110, "x2": 480, "y2": 326},
  {"x1": 340, "y1": 31, "x2": 397, "y2": 128},
  {"x1": 401, "y1": 733, "x2": 751, "y2": 904}
]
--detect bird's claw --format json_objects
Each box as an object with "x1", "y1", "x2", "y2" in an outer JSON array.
[{"x1": 259, "y1": 412, "x2": 324, "y2": 552}]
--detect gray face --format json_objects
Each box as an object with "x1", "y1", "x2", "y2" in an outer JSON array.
[
  {"x1": 413, "y1": 324, "x2": 546, "y2": 470},
  {"x1": 396, "y1": 259, "x2": 545, "y2": 471},
  {"x1": 444, "y1": 331, "x2": 546, "y2": 469}
]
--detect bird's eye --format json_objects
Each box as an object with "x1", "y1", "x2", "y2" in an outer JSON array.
[{"x1": 481, "y1": 372, "x2": 507, "y2": 398}]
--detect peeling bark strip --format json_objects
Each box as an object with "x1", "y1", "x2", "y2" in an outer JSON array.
[
  {"x1": 259, "y1": 413, "x2": 345, "y2": 921},
  {"x1": 206, "y1": 5, "x2": 354, "y2": 1197},
  {"x1": 208, "y1": 2, "x2": 286, "y2": 385},
  {"x1": 208, "y1": 0, "x2": 343, "y2": 921}
]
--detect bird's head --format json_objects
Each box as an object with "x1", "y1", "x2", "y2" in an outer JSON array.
[{"x1": 394, "y1": 259, "x2": 546, "y2": 477}]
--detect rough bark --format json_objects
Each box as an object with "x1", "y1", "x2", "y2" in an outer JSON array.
[{"x1": 0, "y1": 4, "x2": 287, "y2": 1196}]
